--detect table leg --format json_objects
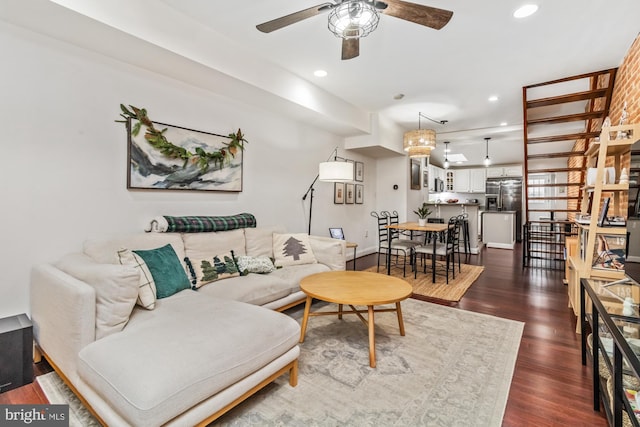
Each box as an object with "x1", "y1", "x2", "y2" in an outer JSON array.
[
  {"x1": 396, "y1": 302, "x2": 406, "y2": 336},
  {"x1": 368, "y1": 305, "x2": 376, "y2": 368},
  {"x1": 299, "y1": 296, "x2": 313, "y2": 343},
  {"x1": 386, "y1": 242, "x2": 391, "y2": 275},
  {"x1": 432, "y1": 232, "x2": 437, "y2": 283},
  {"x1": 338, "y1": 304, "x2": 343, "y2": 319},
  {"x1": 352, "y1": 247, "x2": 357, "y2": 271}
]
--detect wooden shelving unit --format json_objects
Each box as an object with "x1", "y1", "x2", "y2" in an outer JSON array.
[
  {"x1": 567, "y1": 124, "x2": 637, "y2": 324},
  {"x1": 571, "y1": 124, "x2": 640, "y2": 285}
]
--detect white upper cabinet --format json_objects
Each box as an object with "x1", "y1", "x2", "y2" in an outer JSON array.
[
  {"x1": 469, "y1": 169, "x2": 486, "y2": 192},
  {"x1": 453, "y1": 169, "x2": 470, "y2": 192},
  {"x1": 486, "y1": 165, "x2": 523, "y2": 178}
]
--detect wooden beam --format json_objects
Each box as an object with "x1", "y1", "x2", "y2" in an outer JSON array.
[
  {"x1": 527, "y1": 151, "x2": 586, "y2": 159},
  {"x1": 527, "y1": 111, "x2": 606, "y2": 126},
  {"x1": 526, "y1": 132, "x2": 600, "y2": 144},
  {"x1": 527, "y1": 183, "x2": 583, "y2": 187},
  {"x1": 528, "y1": 167, "x2": 584, "y2": 174},
  {"x1": 526, "y1": 89, "x2": 607, "y2": 109}
]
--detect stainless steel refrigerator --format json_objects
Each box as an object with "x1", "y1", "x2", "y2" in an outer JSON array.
[{"x1": 485, "y1": 177, "x2": 523, "y2": 242}]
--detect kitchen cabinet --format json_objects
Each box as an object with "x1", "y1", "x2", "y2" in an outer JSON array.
[
  {"x1": 486, "y1": 165, "x2": 523, "y2": 178},
  {"x1": 453, "y1": 169, "x2": 470, "y2": 192},
  {"x1": 428, "y1": 165, "x2": 445, "y2": 192},
  {"x1": 470, "y1": 169, "x2": 486, "y2": 192},
  {"x1": 450, "y1": 168, "x2": 486, "y2": 193}
]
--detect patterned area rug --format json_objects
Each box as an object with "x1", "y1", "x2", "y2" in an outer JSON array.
[
  {"x1": 37, "y1": 299, "x2": 523, "y2": 426},
  {"x1": 363, "y1": 263, "x2": 484, "y2": 302}
]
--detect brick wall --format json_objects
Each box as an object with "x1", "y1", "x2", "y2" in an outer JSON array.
[{"x1": 568, "y1": 34, "x2": 640, "y2": 218}]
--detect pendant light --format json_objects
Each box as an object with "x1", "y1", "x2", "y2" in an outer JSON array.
[
  {"x1": 483, "y1": 137, "x2": 491, "y2": 167},
  {"x1": 443, "y1": 141, "x2": 450, "y2": 169},
  {"x1": 403, "y1": 112, "x2": 447, "y2": 158}
]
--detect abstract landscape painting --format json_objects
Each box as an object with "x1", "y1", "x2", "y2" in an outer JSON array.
[{"x1": 127, "y1": 120, "x2": 243, "y2": 192}]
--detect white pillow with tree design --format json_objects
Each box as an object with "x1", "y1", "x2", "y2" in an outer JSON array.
[{"x1": 272, "y1": 233, "x2": 318, "y2": 267}]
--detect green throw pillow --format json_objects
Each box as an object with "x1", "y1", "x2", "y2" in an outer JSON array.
[{"x1": 133, "y1": 244, "x2": 190, "y2": 299}]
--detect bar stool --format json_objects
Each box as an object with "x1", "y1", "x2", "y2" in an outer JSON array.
[{"x1": 456, "y1": 213, "x2": 471, "y2": 254}]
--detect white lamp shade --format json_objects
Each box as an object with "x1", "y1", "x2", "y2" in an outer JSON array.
[{"x1": 319, "y1": 161, "x2": 354, "y2": 182}]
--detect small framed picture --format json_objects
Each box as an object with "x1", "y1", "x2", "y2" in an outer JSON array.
[
  {"x1": 345, "y1": 183, "x2": 355, "y2": 204},
  {"x1": 334, "y1": 183, "x2": 345, "y2": 204},
  {"x1": 423, "y1": 170, "x2": 429, "y2": 188},
  {"x1": 355, "y1": 161, "x2": 364, "y2": 182},
  {"x1": 355, "y1": 184, "x2": 364, "y2": 204}
]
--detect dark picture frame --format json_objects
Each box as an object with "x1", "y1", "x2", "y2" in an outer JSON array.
[
  {"x1": 334, "y1": 182, "x2": 345, "y2": 204},
  {"x1": 355, "y1": 161, "x2": 364, "y2": 182},
  {"x1": 127, "y1": 119, "x2": 243, "y2": 192},
  {"x1": 410, "y1": 158, "x2": 421, "y2": 190},
  {"x1": 345, "y1": 183, "x2": 355, "y2": 204},
  {"x1": 355, "y1": 184, "x2": 364, "y2": 204}
]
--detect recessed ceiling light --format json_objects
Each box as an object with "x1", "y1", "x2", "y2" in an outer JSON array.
[
  {"x1": 393, "y1": 93, "x2": 405, "y2": 100},
  {"x1": 514, "y1": 4, "x2": 538, "y2": 18},
  {"x1": 500, "y1": 122, "x2": 508, "y2": 126},
  {"x1": 488, "y1": 95, "x2": 499, "y2": 102},
  {"x1": 314, "y1": 70, "x2": 328, "y2": 77}
]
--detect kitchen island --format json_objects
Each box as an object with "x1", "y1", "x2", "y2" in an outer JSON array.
[
  {"x1": 424, "y1": 202, "x2": 480, "y2": 254},
  {"x1": 482, "y1": 211, "x2": 517, "y2": 249}
]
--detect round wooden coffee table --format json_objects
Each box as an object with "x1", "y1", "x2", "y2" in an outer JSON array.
[{"x1": 299, "y1": 271, "x2": 412, "y2": 368}]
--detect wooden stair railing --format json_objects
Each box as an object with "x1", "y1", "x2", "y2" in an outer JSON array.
[{"x1": 522, "y1": 68, "x2": 617, "y2": 223}]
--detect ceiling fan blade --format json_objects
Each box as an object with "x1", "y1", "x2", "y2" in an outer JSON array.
[
  {"x1": 382, "y1": 0, "x2": 453, "y2": 30},
  {"x1": 256, "y1": 3, "x2": 334, "y2": 33},
  {"x1": 342, "y1": 38, "x2": 360, "y2": 60}
]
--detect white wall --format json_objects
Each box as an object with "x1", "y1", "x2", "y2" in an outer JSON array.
[{"x1": 0, "y1": 22, "x2": 389, "y2": 317}]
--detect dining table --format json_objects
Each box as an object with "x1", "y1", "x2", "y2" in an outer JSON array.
[{"x1": 385, "y1": 221, "x2": 449, "y2": 283}]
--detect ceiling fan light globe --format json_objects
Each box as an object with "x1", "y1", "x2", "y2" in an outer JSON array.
[{"x1": 328, "y1": 1, "x2": 379, "y2": 39}]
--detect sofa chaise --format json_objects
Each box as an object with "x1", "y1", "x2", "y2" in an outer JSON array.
[{"x1": 30, "y1": 224, "x2": 346, "y2": 426}]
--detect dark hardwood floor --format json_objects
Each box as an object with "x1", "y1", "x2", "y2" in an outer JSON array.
[{"x1": 4, "y1": 244, "x2": 631, "y2": 425}]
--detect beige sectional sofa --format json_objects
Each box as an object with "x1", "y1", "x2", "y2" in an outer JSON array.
[{"x1": 30, "y1": 226, "x2": 346, "y2": 426}]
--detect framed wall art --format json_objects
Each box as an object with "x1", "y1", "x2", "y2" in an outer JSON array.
[
  {"x1": 345, "y1": 183, "x2": 355, "y2": 204},
  {"x1": 355, "y1": 184, "x2": 364, "y2": 204},
  {"x1": 423, "y1": 169, "x2": 429, "y2": 188},
  {"x1": 334, "y1": 182, "x2": 345, "y2": 204},
  {"x1": 410, "y1": 158, "x2": 421, "y2": 190},
  {"x1": 127, "y1": 118, "x2": 244, "y2": 192},
  {"x1": 355, "y1": 161, "x2": 364, "y2": 182}
]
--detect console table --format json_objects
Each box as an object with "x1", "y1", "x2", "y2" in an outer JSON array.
[{"x1": 580, "y1": 276, "x2": 640, "y2": 426}]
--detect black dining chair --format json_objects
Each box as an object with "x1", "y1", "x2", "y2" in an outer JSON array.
[
  {"x1": 413, "y1": 218, "x2": 460, "y2": 284},
  {"x1": 370, "y1": 211, "x2": 417, "y2": 277}
]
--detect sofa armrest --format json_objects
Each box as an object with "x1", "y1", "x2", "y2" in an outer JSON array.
[
  {"x1": 309, "y1": 236, "x2": 346, "y2": 271},
  {"x1": 31, "y1": 264, "x2": 96, "y2": 381}
]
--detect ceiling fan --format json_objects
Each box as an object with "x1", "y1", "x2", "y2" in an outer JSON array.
[{"x1": 256, "y1": 0, "x2": 453, "y2": 60}]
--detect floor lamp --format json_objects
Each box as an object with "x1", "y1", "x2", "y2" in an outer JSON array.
[{"x1": 302, "y1": 148, "x2": 354, "y2": 235}]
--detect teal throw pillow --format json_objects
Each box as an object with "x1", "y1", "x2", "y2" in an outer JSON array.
[{"x1": 133, "y1": 244, "x2": 190, "y2": 299}]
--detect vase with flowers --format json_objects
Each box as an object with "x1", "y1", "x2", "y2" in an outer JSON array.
[{"x1": 414, "y1": 202, "x2": 432, "y2": 226}]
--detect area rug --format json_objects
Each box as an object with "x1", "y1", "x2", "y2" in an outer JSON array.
[
  {"x1": 37, "y1": 299, "x2": 523, "y2": 426},
  {"x1": 36, "y1": 372, "x2": 100, "y2": 427},
  {"x1": 363, "y1": 263, "x2": 484, "y2": 302}
]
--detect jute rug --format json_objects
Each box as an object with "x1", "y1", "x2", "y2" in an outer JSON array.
[
  {"x1": 37, "y1": 299, "x2": 523, "y2": 427},
  {"x1": 363, "y1": 263, "x2": 484, "y2": 302}
]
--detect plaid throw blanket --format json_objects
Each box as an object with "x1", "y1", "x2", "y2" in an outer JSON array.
[{"x1": 146, "y1": 213, "x2": 256, "y2": 233}]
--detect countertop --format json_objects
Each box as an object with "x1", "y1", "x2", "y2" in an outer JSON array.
[
  {"x1": 425, "y1": 202, "x2": 481, "y2": 206},
  {"x1": 482, "y1": 210, "x2": 516, "y2": 214}
]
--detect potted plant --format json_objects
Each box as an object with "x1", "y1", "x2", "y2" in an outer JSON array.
[{"x1": 414, "y1": 202, "x2": 432, "y2": 226}]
